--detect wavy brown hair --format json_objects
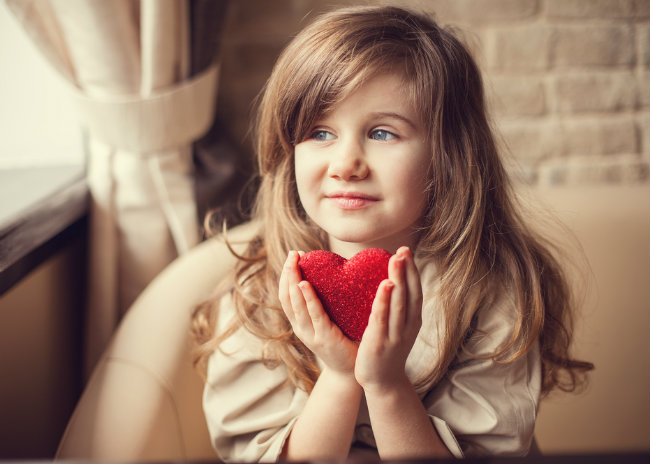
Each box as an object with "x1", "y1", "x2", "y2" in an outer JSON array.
[{"x1": 192, "y1": 5, "x2": 593, "y2": 395}]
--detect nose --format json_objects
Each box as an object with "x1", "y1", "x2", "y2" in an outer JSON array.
[{"x1": 327, "y1": 138, "x2": 369, "y2": 181}]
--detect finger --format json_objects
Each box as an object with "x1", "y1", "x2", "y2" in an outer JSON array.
[
  {"x1": 298, "y1": 281, "x2": 331, "y2": 335},
  {"x1": 400, "y1": 247, "x2": 423, "y2": 329},
  {"x1": 387, "y1": 253, "x2": 407, "y2": 340},
  {"x1": 367, "y1": 279, "x2": 394, "y2": 341},
  {"x1": 286, "y1": 250, "x2": 303, "y2": 285},
  {"x1": 278, "y1": 252, "x2": 296, "y2": 323},
  {"x1": 281, "y1": 251, "x2": 313, "y2": 338},
  {"x1": 289, "y1": 282, "x2": 312, "y2": 333}
]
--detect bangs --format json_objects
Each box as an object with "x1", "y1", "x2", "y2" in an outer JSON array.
[
  {"x1": 270, "y1": 15, "x2": 429, "y2": 146},
  {"x1": 294, "y1": 61, "x2": 419, "y2": 143}
]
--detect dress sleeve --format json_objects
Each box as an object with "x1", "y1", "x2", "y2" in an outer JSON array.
[
  {"x1": 202, "y1": 296, "x2": 309, "y2": 462},
  {"x1": 424, "y1": 297, "x2": 542, "y2": 458}
]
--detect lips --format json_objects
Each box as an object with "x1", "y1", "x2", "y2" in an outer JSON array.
[{"x1": 326, "y1": 191, "x2": 378, "y2": 210}]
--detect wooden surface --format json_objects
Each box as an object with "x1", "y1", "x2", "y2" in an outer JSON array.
[{"x1": 0, "y1": 165, "x2": 88, "y2": 294}]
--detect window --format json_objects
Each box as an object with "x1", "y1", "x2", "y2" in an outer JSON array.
[
  {"x1": 0, "y1": 2, "x2": 83, "y2": 170},
  {"x1": 0, "y1": 2, "x2": 87, "y2": 293}
]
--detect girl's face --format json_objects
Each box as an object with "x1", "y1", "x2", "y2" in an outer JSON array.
[{"x1": 294, "y1": 72, "x2": 431, "y2": 259}]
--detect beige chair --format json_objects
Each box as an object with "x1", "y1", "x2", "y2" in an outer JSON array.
[
  {"x1": 56, "y1": 220, "x2": 259, "y2": 461},
  {"x1": 56, "y1": 186, "x2": 650, "y2": 460}
]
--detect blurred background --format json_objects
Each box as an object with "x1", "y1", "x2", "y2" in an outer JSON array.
[
  {"x1": 0, "y1": 0, "x2": 648, "y2": 460},
  {"x1": 218, "y1": 0, "x2": 650, "y2": 185}
]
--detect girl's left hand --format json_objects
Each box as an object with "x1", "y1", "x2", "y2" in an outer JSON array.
[{"x1": 354, "y1": 246, "x2": 423, "y2": 392}]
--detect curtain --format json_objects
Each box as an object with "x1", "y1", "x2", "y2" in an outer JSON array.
[{"x1": 5, "y1": 0, "x2": 228, "y2": 375}]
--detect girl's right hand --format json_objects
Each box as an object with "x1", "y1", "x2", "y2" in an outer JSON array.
[{"x1": 278, "y1": 251, "x2": 359, "y2": 377}]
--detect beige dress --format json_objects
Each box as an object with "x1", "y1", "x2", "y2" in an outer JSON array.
[{"x1": 202, "y1": 259, "x2": 541, "y2": 461}]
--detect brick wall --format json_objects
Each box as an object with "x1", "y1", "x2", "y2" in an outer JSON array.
[{"x1": 216, "y1": 0, "x2": 650, "y2": 186}]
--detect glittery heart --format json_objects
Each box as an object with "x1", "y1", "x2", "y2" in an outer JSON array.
[{"x1": 298, "y1": 248, "x2": 392, "y2": 341}]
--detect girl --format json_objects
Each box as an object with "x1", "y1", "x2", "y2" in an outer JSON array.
[{"x1": 192, "y1": 5, "x2": 593, "y2": 461}]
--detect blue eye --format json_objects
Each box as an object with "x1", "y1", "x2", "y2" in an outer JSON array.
[
  {"x1": 312, "y1": 130, "x2": 335, "y2": 141},
  {"x1": 370, "y1": 129, "x2": 396, "y2": 141}
]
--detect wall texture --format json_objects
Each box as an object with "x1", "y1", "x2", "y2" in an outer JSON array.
[{"x1": 215, "y1": 0, "x2": 650, "y2": 186}]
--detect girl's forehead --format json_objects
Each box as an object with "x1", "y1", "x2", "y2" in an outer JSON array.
[{"x1": 318, "y1": 68, "x2": 418, "y2": 112}]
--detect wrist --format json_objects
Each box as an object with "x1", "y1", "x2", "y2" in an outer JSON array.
[
  {"x1": 320, "y1": 367, "x2": 362, "y2": 393},
  {"x1": 361, "y1": 371, "x2": 412, "y2": 399}
]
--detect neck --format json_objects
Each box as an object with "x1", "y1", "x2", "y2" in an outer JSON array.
[
  {"x1": 328, "y1": 239, "x2": 368, "y2": 260},
  {"x1": 328, "y1": 233, "x2": 420, "y2": 259}
]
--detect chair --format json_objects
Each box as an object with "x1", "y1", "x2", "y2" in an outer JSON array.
[
  {"x1": 56, "y1": 220, "x2": 259, "y2": 461},
  {"x1": 56, "y1": 185, "x2": 650, "y2": 459}
]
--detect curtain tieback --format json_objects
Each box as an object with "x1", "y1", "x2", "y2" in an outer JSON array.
[{"x1": 73, "y1": 63, "x2": 219, "y2": 153}]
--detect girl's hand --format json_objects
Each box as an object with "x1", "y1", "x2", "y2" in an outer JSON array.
[
  {"x1": 278, "y1": 251, "x2": 359, "y2": 376},
  {"x1": 355, "y1": 246, "x2": 423, "y2": 393}
]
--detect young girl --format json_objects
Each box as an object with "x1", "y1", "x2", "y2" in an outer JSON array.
[{"x1": 192, "y1": 5, "x2": 592, "y2": 461}]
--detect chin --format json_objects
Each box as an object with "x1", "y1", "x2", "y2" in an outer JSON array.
[
  {"x1": 328, "y1": 226, "x2": 376, "y2": 243},
  {"x1": 329, "y1": 232, "x2": 394, "y2": 253}
]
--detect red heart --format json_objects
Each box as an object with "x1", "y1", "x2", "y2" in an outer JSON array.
[{"x1": 298, "y1": 248, "x2": 392, "y2": 341}]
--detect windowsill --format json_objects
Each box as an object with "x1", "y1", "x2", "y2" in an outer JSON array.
[{"x1": 0, "y1": 164, "x2": 89, "y2": 295}]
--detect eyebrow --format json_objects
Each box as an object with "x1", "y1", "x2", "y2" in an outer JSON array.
[{"x1": 369, "y1": 111, "x2": 419, "y2": 130}]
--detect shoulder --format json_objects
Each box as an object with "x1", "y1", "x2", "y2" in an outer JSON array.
[{"x1": 211, "y1": 292, "x2": 265, "y2": 359}]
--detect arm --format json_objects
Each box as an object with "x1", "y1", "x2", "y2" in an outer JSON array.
[
  {"x1": 363, "y1": 372, "x2": 451, "y2": 459},
  {"x1": 282, "y1": 366, "x2": 362, "y2": 460},
  {"x1": 278, "y1": 251, "x2": 363, "y2": 460},
  {"x1": 355, "y1": 247, "x2": 452, "y2": 459}
]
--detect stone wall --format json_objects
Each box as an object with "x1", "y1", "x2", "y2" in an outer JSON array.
[{"x1": 215, "y1": 0, "x2": 650, "y2": 186}]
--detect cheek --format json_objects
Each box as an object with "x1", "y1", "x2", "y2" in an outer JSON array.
[
  {"x1": 294, "y1": 154, "x2": 319, "y2": 207},
  {"x1": 393, "y1": 161, "x2": 431, "y2": 222},
  {"x1": 398, "y1": 152, "x2": 431, "y2": 198},
  {"x1": 294, "y1": 153, "x2": 306, "y2": 179},
  {"x1": 412, "y1": 147, "x2": 433, "y2": 190}
]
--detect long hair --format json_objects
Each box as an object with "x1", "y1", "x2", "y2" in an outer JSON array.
[{"x1": 192, "y1": 5, "x2": 593, "y2": 394}]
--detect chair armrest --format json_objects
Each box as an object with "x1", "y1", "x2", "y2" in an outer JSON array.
[{"x1": 57, "y1": 221, "x2": 259, "y2": 460}]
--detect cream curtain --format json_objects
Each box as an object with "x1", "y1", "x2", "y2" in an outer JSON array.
[{"x1": 5, "y1": 0, "x2": 222, "y2": 374}]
